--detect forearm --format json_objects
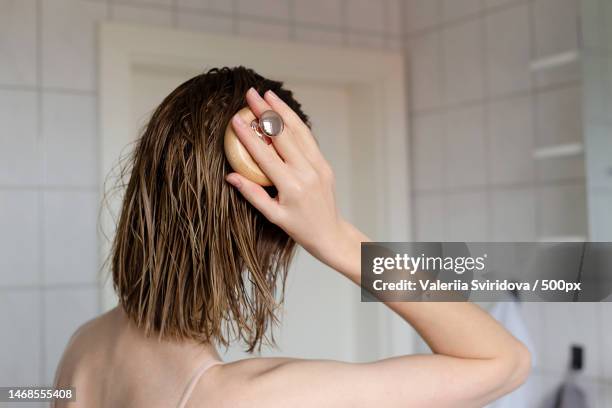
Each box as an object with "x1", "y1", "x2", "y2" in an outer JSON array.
[{"x1": 331, "y1": 221, "x2": 526, "y2": 363}]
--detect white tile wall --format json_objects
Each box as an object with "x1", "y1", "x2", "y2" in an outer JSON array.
[
  {"x1": 447, "y1": 191, "x2": 488, "y2": 241},
  {"x1": 348, "y1": 32, "x2": 386, "y2": 49},
  {"x1": 532, "y1": 0, "x2": 581, "y2": 87},
  {"x1": 295, "y1": 27, "x2": 344, "y2": 46},
  {"x1": 43, "y1": 191, "x2": 98, "y2": 285},
  {"x1": 491, "y1": 188, "x2": 536, "y2": 241},
  {"x1": 537, "y1": 183, "x2": 588, "y2": 238},
  {"x1": 405, "y1": 1, "x2": 607, "y2": 404},
  {"x1": 41, "y1": 0, "x2": 107, "y2": 91},
  {"x1": 584, "y1": 124, "x2": 612, "y2": 189},
  {"x1": 413, "y1": 112, "x2": 446, "y2": 191},
  {"x1": 42, "y1": 92, "x2": 97, "y2": 187},
  {"x1": 589, "y1": 190, "x2": 612, "y2": 241},
  {"x1": 535, "y1": 85, "x2": 585, "y2": 182},
  {"x1": 488, "y1": 95, "x2": 534, "y2": 185},
  {"x1": 445, "y1": 105, "x2": 487, "y2": 188},
  {"x1": 0, "y1": 89, "x2": 39, "y2": 186},
  {"x1": 403, "y1": 0, "x2": 440, "y2": 34},
  {"x1": 346, "y1": 0, "x2": 386, "y2": 33},
  {"x1": 442, "y1": 0, "x2": 482, "y2": 22},
  {"x1": 0, "y1": 290, "x2": 42, "y2": 386},
  {"x1": 294, "y1": 0, "x2": 343, "y2": 28},
  {"x1": 386, "y1": 0, "x2": 403, "y2": 36},
  {"x1": 0, "y1": 0, "x2": 37, "y2": 86},
  {"x1": 177, "y1": 0, "x2": 232, "y2": 13},
  {"x1": 605, "y1": 0, "x2": 612, "y2": 54},
  {"x1": 485, "y1": 0, "x2": 523, "y2": 9},
  {"x1": 120, "y1": 0, "x2": 173, "y2": 6},
  {"x1": 407, "y1": 32, "x2": 443, "y2": 111},
  {"x1": 535, "y1": 85, "x2": 583, "y2": 147},
  {"x1": 485, "y1": 4, "x2": 531, "y2": 96},
  {"x1": 443, "y1": 18, "x2": 485, "y2": 105},
  {"x1": 177, "y1": 11, "x2": 233, "y2": 34},
  {"x1": 533, "y1": 0, "x2": 579, "y2": 58},
  {"x1": 237, "y1": 19, "x2": 290, "y2": 40},
  {"x1": 414, "y1": 194, "x2": 446, "y2": 240},
  {"x1": 112, "y1": 3, "x2": 174, "y2": 26},
  {"x1": 0, "y1": 191, "x2": 40, "y2": 286},
  {"x1": 237, "y1": 0, "x2": 290, "y2": 21}
]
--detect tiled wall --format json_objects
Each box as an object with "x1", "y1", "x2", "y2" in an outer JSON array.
[
  {"x1": 0, "y1": 0, "x2": 401, "y2": 396},
  {"x1": 404, "y1": 0, "x2": 610, "y2": 406},
  {"x1": 582, "y1": 0, "x2": 612, "y2": 242}
]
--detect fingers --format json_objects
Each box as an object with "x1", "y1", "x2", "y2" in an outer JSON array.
[
  {"x1": 263, "y1": 90, "x2": 324, "y2": 164},
  {"x1": 245, "y1": 88, "x2": 308, "y2": 168},
  {"x1": 231, "y1": 114, "x2": 288, "y2": 185},
  {"x1": 225, "y1": 173, "x2": 283, "y2": 223}
]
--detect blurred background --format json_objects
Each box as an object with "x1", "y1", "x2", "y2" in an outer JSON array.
[{"x1": 0, "y1": 0, "x2": 611, "y2": 407}]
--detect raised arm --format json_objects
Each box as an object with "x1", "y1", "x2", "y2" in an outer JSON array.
[{"x1": 221, "y1": 88, "x2": 531, "y2": 408}]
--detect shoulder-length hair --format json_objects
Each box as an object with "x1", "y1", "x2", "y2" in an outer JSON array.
[{"x1": 111, "y1": 66, "x2": 309, "y2": 352}]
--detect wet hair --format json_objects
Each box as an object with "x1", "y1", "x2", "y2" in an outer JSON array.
[{"x1": 111, "y1": 66, "x2": 309, "y2": 352}]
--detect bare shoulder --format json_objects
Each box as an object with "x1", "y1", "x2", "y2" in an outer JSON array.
[
  {"x1": 188, "y1": 356, "x2": 372, "y2": 408},
  {"x1": 54, "y1": 309, "x2": 119, "y2": 386}
]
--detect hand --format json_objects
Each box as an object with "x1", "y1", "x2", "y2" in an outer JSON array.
[{"x1": 225, "y1": 88, "x2": 356, "y2": 270}]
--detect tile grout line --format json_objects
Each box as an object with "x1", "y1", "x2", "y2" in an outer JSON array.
[
  {"x1": 411, "y1": 177, "x2": 589, "y2": 196},
  {"x1": 409, "y1": 79, "x2": 583, "y2": 116},
  {"x1": 479, "y1": 0, "x2": 493, "y2": 242},
  {"x1": 436, "y1": 0, "x2": 450, "y2": 240},
  {"x1": 527, "y1": 0, "x2": 543, "y2": 244},
  {"x1": 405, "y1": 0, "x2": 535, "y2": 40}
]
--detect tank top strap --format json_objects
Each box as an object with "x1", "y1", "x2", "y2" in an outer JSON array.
[{"x1": 177, "y1": 358, "x2": 223, "y2": 408}]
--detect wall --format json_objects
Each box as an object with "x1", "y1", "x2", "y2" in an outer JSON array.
[
  {"x1": 0, "y1": 0, "x2": 402, "y2": 395},
  {"x1": 582, "y1": 0, "x2": 612, "y2": 242},
  {"x1": 403, "y1": 0, "x2": 610, "y2": 406}
]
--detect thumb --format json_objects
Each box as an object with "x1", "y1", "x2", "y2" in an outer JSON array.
[{"x1": 225, "y1": 173, "x2": 282, "y2": 222}]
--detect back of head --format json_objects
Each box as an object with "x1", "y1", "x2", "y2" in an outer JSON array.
[{"x1": 111, "y1": 66, "x2": 310, "y2": 351}]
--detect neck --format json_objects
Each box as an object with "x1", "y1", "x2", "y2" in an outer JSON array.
[{"x1": 113, "y1": 306, "x2": 221, "y2": 366}]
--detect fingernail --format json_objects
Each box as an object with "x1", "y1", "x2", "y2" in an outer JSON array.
[
  {"x1": 232, "y1": 113, "x2": 246, "y2": 127},
  {"x1": 226, "y1": 174, "x2": 242, "y2": 188},
  {"x1": 248, "y1": 87, "x2": 262, "y2": 98},
  {"x1": 266, "y1": 90, "x2": 280, "y2": 101}
]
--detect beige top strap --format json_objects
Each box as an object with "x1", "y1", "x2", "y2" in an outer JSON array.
[{"x1": 177, "y1": 359, "x2": 222, "y2": 408}]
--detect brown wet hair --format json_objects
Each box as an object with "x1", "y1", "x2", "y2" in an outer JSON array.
[{"x1": 111, "y1": 66, "x2": 309, "y2": 352}]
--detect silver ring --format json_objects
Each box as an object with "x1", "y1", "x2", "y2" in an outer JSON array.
[{"x1": 251, "y1": 110, "x2": 284, "y2": 137}]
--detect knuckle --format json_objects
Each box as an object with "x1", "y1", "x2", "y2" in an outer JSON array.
[
  {"x1": 301, "y1": 169, "x2": 319, "y2": 186},
  {"x1": 286, "y1": 179, "x2": 305, "y2": 196}
]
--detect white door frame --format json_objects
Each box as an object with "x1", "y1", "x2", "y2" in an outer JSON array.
[{"x1": 98, "y1": 22, "x2": 412, "y2": 357}]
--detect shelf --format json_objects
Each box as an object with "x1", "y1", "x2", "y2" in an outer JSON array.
[
  {"x1": 537, "y1": 236, "x2": 587, "y2": 243},
  {"x1": 533, "y1": 143, "x2": 583, "y2": 160},
  {"x1": 530, "y1": 50, "x2": 579, "y2": 72}
]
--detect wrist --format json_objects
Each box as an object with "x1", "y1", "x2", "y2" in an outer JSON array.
[{"x1": 325, "y1": 219, "x2": 368, "y2": 281}]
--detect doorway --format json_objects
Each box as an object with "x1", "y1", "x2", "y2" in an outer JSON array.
[{"x1": 100, "y1": 23, "x2": 411, "y2": 362}]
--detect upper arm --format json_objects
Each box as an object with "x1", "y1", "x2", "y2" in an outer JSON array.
[{"x1": 215, "y1": 353, "x2": 529, "y2": 408}]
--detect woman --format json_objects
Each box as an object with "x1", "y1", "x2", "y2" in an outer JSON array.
[{"x1": 54, "y1": 67, "x2": 530, "y2": 407}]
